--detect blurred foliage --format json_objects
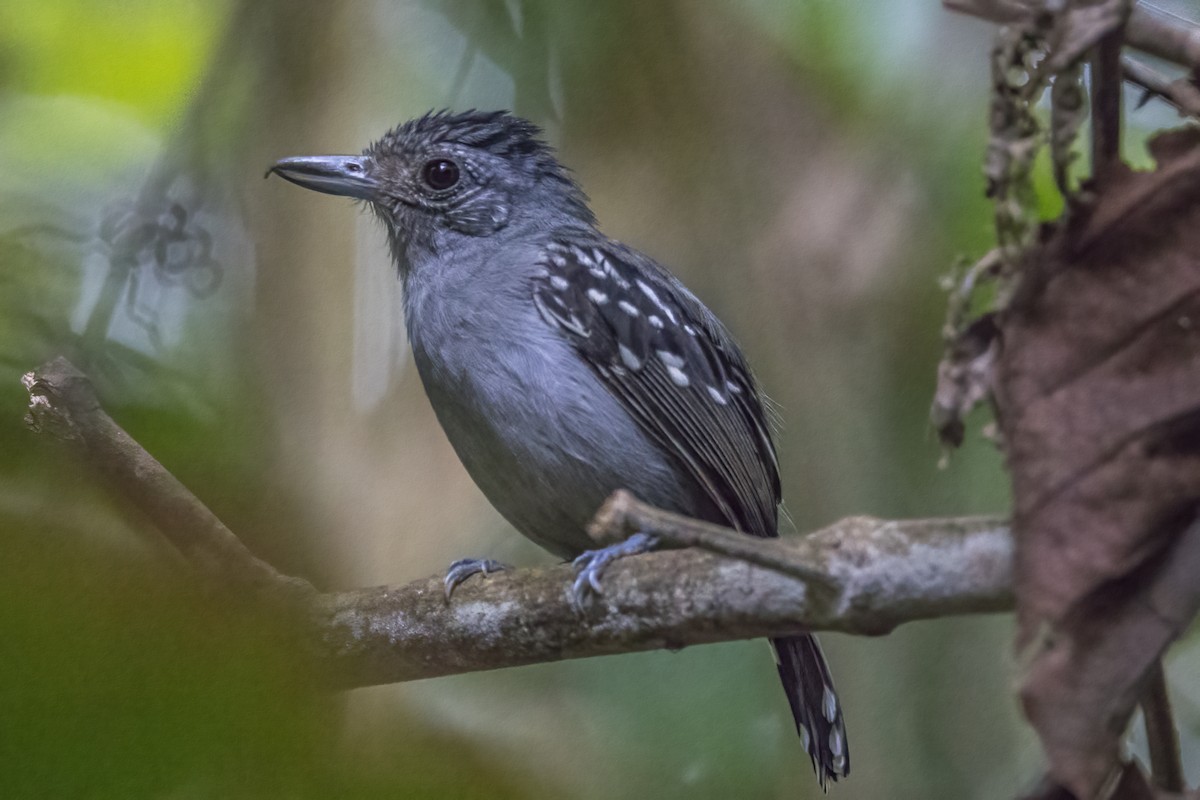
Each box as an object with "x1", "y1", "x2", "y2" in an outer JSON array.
[
  {"x1": 2, "y1": 1, "x2": 1199, "y2": 798},
  {"x1": 0, "y1": 514, "x2": 537, "y2": 799},
  {"x1": 0, "y1": 1, "x2": 219, "y2": 126}
]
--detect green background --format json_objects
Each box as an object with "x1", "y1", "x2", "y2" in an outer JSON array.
[{"x1": 1, "y1": 1, "x2": 1197, "y2": 797}]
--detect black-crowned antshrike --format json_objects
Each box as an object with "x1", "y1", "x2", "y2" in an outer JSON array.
[{"x1": 269, "y1": 110, "x2": 848, "y2": 787}]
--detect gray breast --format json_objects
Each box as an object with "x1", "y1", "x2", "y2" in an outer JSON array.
[{"x1": 408, "y1": 288, "x2": 706, "y2": 559}]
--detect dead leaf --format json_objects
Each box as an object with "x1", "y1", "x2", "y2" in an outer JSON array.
[{"x1": 995, "y1": 127, "x2": 1200, "y2": 797}]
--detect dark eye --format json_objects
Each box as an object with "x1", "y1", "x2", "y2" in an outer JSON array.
[{"x1": 422, "y1": 158, "x2": 460, "y2": 191}]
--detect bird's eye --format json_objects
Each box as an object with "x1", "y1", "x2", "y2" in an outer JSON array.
[{"x1": 422, "y1": 158, "x2": 460, "y2": 191}]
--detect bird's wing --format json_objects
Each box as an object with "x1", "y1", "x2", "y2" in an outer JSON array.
[{"x1": 532, "y1": 235, "x2": 780, "y2": 536}]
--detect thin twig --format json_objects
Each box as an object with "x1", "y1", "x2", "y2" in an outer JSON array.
[
  {"x1": 587, "y1": 490, "x2": 838, "y2": 591},
  {"x1": 1142, "y1": 660, "x2": 1184, "y2": 792},
  {"x1": 1090, "y1": 21, "x2": 1126, "y2": 184},
  {"x1": 1122, "y1": 55, "x2": 1200, "y2": 118},
  {"x1": 22, "y1": 357, "x2": 314, "y2": 601}
]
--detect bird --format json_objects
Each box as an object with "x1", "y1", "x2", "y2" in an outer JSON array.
[{"x1": 268, "y1": 109, "x2": 848, "y2": 787}]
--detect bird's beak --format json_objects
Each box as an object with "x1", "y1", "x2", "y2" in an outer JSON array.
[{"x1": 266, "y1": 155, "x2": 378, "y2": 201}]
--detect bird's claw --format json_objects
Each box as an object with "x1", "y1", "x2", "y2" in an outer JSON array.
[
  {"x1": 570, "y1": 532, "x2": 658, "y2": 607},
  {"x1": 443, "y1": 558, "x2": 509, "y2": 601}
]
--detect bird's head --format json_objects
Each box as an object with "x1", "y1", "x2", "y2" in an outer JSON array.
[{"x1": 268, "y1": 110, "x2": 592, "y2": 269}]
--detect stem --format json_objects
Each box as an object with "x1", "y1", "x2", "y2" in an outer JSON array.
[
  {"x1": 1090, "y1": 26, "x2": 1125, "y2": 184},
  {"x1": 1142, "y1": 660, "x2": 1184, "y2": 792}
]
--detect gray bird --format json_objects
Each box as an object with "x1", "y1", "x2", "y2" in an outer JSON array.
[{"x1": 269, "y1": 110, "x2": 848, "y2": 787}]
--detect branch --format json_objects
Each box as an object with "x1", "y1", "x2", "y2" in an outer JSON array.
[
  {"x1": 1130, "y1": 1, "x2": 1200, "y2": 71},
  {"x1": 945, "y1": 1, "x2": 1200, "y2": 71},
  {"x1": 22, "y1": 357, "x2": 313, "y2": 601},
  {"x1": 23, "y1": 357, "x2": 1014, "y2": 690},
  {"x1": 315, "y1": 513, "x2": 1012, "y2": 689}
]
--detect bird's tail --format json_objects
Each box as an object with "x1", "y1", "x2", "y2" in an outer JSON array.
[{"x1": 771, "y1": 634, "x2": 849, "y2": 789}]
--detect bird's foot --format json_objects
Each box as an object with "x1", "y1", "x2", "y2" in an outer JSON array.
[
  {"x1": 443, "y1": 558, "x2": 510, "y2": 601},
  {"x1": 571, "y1": 532, "x2": 659, "y2": 606}
]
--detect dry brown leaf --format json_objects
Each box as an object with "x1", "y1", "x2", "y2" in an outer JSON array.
[{"x1": 995, "y1": 127, "x2": 1200, "y2": 798}]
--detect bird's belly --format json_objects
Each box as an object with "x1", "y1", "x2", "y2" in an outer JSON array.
[{"x1": 416, "y1": 335, "x2": 707, "y2": 559}]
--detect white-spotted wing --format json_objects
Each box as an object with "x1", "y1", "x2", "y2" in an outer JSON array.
[{"x1": 532, "y1": 235, "x2": 780, "y2": 537}]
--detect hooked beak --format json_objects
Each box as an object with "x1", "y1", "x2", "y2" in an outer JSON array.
[{"x1": 266, "y1": 155, "x2": 378, "y2": 201}]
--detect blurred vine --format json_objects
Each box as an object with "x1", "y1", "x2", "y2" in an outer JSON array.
[{"x1": 931, "y1": 2, "x2": 1130, "y2": 452}]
